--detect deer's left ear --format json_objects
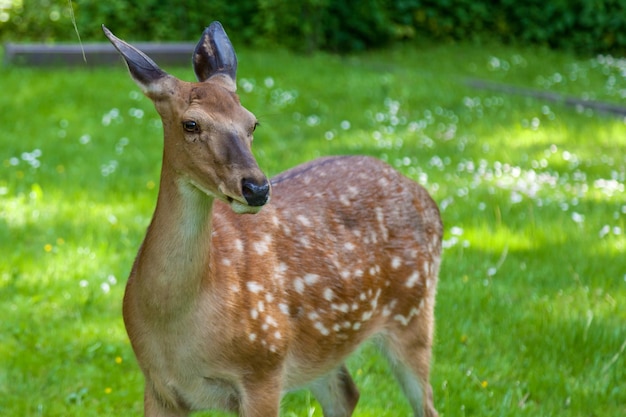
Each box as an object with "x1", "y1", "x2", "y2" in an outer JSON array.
[
  {"x1": 103, "y1": 25, "x2": 174, "y2": 97},
  {"x1": 193, "y1": 21, "x2": 237, "y2": 91}
]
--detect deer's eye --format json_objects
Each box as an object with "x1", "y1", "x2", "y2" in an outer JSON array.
[
  {"x1": 249, "y1": 121, "x2": 259, "y2": 137},
  {"x1": 182, "y1": 120, "x2": 199, "y2": 132}
]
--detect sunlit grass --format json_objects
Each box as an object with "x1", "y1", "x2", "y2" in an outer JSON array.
[{"x1": 1, "y1": 40, "x2": 625, "y2": 416}]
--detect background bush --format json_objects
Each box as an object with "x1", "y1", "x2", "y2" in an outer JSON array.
[{"x1": 2, "y1": 0, "x2": 626, "y2": 54}]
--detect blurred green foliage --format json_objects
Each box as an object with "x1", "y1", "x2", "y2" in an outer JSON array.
[{"x1": 2, "y1": 0, "x2": 626, "y2": 54}]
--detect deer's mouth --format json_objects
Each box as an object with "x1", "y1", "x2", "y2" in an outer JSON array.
[
  {"x1": 229, "y1": 198, "x2": 264, "y2": 214},
  {"x1": 222, "y1": 177, "x2": 270, "y2": 214},
  {"x1": 188, "y1": 178, "x2": 268, "y2": 214},
  {"x1": 222, "y1": 188, "x2": 268, "y2": 215}
]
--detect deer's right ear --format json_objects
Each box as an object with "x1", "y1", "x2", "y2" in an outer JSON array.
[
  {"x1": 193, "y1": 21, "x2": 237, "y2": 90},
  {"x1": 102, "y1": 25, "x2": 170, "y2": 95}
]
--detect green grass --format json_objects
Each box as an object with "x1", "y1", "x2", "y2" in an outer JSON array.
[{"x1": 1, "y1": 40, "x2": 625, "y2": 416}]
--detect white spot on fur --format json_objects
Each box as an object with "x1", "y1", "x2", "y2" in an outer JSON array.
[
  {"x1": 274, "y1": 331, "x2": 281, "y2": 339},
  {"x1": 296, "y1": 215, "x2": 312, "y2": 227},
  {"x1": 383, "y1": 299, "x2": 398, "y2": 318},
  {"x1": 250, "y1": 309, "x2": 259, "y2": 320},
  {"x1": 304, "y1": 273, "x2": 319, "y2": 286},
  {"x1": 247, "y1": 281, "x2": 264, "y2": 294},
  {"x1": 294, "y1": 278, "x2": 305, "y2": 294},
  {"x1": 222, "y1": 258, "x2": 232, "y2": 266},
  {"x1": 274, "y1": 263, "x2": 288, "y2": 285},
  {"x1": 308, "y1": 311, "x2": 320, "y2": 321},
  {"x1": 344, "y1": 242, "x2": 355, "y2": 251},
  {"x1": 234, "y1": 239, "x2": 243, "y2": 252},
  {"x1": 339, "y1": 195, "x2": 351, "y2": 206},
  {"x1": 279, "y1": 303, "x2": 290, "y2": 315},
  {"x1": 394, "y1": 314, "x2": 410, "y2": 326},
  {"x1": 391, "y1": 257, "x2": 402, "y2": 270},
  {"x1": 393, "y1": 305, "x2": 422, "y2": 326},
  {"x1": 340, "y1": 270, "x2": 351, "y2": 280},
  {"x1": 405, "y1": 271, "x2": 421, "y2": 288},
  {"x1": 324, "y1": 288, "x2": 334, "y2": 301},
  {"x1": 352, "y1": 322, "x2": 362, "y2": 330},
  {"x1": 249, "y1": 333, "x2": 257, "y2": 342},
  {"x1": 331, "y1": 303, "x2": 349, "y2": 313},
  {"x1": 254, "y1": 234, "x2": 272, "y2": 255},
  {"x1": 266, "y1": 315, "x2": 278, "y2": 327},
  {"x1": 375, "y1": 207, "x2": 389, "y2": 241},
  {"x1": 257, "y1": 301, "x2": 265, "y2": 313},
  {"x1": 314, "y1": 321, "x2": 330, "y2": 336}
]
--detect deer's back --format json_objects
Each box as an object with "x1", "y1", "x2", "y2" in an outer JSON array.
[{"x1": 210, "y1": 155, "x2": 442, "y2": 386}]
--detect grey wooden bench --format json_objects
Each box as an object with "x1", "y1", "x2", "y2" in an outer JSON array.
[{"x1": 3, "y1": 42, "x2": 195, "y2": 67}]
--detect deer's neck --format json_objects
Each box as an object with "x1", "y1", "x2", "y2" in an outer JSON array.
[{"x1": 133, "y1": 167, "x2": 214, "y2": 317}]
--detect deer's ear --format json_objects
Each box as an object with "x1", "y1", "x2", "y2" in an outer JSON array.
[
  {"x1": 193, "y1": 21, "x2": 237, "y2": 90},
  {"x1": 102, "y1": 25, "x2": 171, "y2": 95}
]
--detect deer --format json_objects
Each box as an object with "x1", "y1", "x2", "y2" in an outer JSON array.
[{"x1": 102, "y1": 21, "x2": 442, "y2": 417}]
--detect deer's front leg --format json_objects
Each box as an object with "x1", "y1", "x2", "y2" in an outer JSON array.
[
  {"x1": 143, "y1": 381, "x2": 189, "y2": 417},
  {"x1": 239, "y1": 374, "x2": 282, "y2": 417}
]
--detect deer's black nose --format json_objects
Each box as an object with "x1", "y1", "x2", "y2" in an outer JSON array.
[{"x1": 241, "y1": 178, "x2": 270, "y2": 207}]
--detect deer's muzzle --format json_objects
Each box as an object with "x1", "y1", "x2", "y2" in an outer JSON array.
[{"x1": 241, "y1": 177, "x2": 270, "y2": 207}]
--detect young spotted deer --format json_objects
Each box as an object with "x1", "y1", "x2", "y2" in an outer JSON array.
[{"x1": 103, "y1": 22, "x2": 442, "y2": 417}]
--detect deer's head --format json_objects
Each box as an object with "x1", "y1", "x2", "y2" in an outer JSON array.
[{"x1": 103, "y1": 22, "x2": 270, "y2": 214}]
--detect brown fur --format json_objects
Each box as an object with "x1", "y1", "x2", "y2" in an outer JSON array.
[{"x1": 104, "y1": 22, "x2": 442, "y2": 417}]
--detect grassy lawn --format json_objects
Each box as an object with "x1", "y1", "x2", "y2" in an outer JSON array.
[{"x1": 1, "y1": 39, "x2": 625, "y2": 416}]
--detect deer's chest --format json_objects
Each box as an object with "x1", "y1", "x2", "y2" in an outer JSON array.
[{"x1": 140, "y1": 318, "x2": 242, "y2": 412}]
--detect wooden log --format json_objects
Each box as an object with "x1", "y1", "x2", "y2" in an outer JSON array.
[
  {"x1": 467, "y1": 78, "x2": 626, "y2": 118},
  {"x1": 3, "y1": 42, "x2": 195, "y2": 67}
]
